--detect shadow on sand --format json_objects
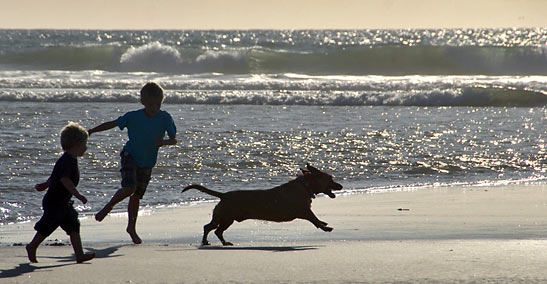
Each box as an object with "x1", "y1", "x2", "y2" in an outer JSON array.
[
  {"x1": 198, "y1": 245, "x2": 320, "y2": 252},
  {"x1": 40, "y1": 244, "x2": 126, "y2": 263},
  {"x1": 0, "y1": 245, "x2": 125, "y2": 279},
  {"x1": 0, "y1": 263, "x2": 72, "y2": 279}
]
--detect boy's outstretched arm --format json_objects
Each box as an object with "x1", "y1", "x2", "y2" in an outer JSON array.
[
  {"x1": 88, "y1": 121, "x2": 117, "y2": 136},
  {"x1": 60, "y1": 177, "x2": 87, "y2": 204},
  {"x1": 156, "y1": 134, "x2": 177, "y2": 147}
]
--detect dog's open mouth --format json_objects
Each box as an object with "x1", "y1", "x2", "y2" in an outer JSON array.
[{"x1": 326, "y1": 182, "x2": 343, "y2": 198}]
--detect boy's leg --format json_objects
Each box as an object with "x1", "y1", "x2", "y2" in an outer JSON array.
[
  {"x1": 127, "y1": 194, "x2": 142, "y2": 244},
  {"x1": 26, "y1": 233, "x2": 46, "y2": 263},
  {"x1": 69, "y1": 231, "x2": 95, "y2": 263},
  {"x1": 95, "y1": 187, "x2": 136, "y2": 221},
  {"x1": 97, "y1": 150, "x2": 138, "y2": 222},
  {"x1": 125, "y1": 167, "x2": 151, "y2": 244}
]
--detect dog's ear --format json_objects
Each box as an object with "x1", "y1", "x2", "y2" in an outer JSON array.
[
  {"x1": 300, "y1": 167, "x2": 311, "y2": 175},
  {"x1": 306, "y1": 163, "x2": 319, "y2": 174}
]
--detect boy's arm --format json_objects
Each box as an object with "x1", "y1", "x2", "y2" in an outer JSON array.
[
  {"x1": 156, "y1": 134, "x2": 177, "y2": 147},
  {"x1": 60, "y1": 177, "x2": 87, "y2": 204},
  {"x1": 35, "y1": 178, "x2": 51, "y2": 191},
  {"x1": 88, "y1": 121, "x2": 117, "y2": 136}
]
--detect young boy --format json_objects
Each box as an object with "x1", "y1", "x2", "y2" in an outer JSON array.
[
  {"x1": 27, "y1": 122, "x2": 95, "y2": 264},
  {"x1": 88, "y1": 82, "x2": 177, "y2": 244}
]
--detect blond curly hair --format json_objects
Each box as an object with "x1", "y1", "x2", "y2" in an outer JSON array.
[{"x1": 60, "y1": 122, "x2": 88, "y2": 151}]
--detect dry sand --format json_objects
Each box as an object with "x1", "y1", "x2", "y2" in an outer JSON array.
[{"x1": 2, "y1": 184, "x2": 547, "y2": 283}]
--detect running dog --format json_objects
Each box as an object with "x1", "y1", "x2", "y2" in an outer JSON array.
[{"x1": 182, "y1": 164, "x2": 343, "y2": 246}]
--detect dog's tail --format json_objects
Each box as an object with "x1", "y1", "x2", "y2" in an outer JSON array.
[{"x1": 182, "y1": 184, "x2": 224, "y2": 199}]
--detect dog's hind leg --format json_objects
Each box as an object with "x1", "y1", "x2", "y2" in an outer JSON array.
[
  {"x1": 214, "y1": 220, "x2": 234, "y2": 246},
  {"x1": 202, "y1": 221, "x2": 218, "y2": 246}
]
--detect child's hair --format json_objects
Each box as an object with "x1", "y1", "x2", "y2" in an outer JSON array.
[
  {"x1": 140, "y1": 82, "x2": 164, "y2": 101},
  {"x1": 60, "y1": 122, "x2": 89, "y2": 151}
]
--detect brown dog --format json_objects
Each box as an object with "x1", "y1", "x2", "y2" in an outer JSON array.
[{"x1": 182, "y1": 164, "x2": 343, "y2": 246}]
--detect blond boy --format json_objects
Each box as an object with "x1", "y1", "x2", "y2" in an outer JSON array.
[{"x1": 27, "y1": 122, "x2": 95, "y2": 263}]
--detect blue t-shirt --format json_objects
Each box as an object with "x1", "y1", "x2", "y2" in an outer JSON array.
[{"x1": 115, "y1": 109, "x2": 177, "y2": 167}]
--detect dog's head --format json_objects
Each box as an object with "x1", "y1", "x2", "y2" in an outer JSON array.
[{"x1": 301, "y1": 164, "x2": 343, "y2": 198}]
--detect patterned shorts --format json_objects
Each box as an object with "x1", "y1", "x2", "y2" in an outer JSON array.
[{"x1": 120, "y1": 150, "x2": 152, "y2": 199}]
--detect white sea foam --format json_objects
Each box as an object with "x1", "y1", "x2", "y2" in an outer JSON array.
[
  {"x1": 193, "y1": 50, "x2": 250, "y2": 73},
  {"x1": 120, "y1": 42, "x2": 184, "y2": 73},
  {"x1": 0, "y1": 71, "x2": 546, "y2": 106}
]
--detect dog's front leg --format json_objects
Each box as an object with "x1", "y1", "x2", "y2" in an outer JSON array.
[{"x1": 300, "y1": 210, "x2": 333, "y2": 232}]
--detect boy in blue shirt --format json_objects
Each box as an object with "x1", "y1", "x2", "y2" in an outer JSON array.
[
  {"x1": 27, "y1": 122, "x2": 95, "y2": 263},
  {"x1": 88, "y1": 82, "x2": 177, "y2": 244}
]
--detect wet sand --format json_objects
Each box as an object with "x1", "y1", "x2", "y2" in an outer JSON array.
[{"x1": 2, "y1": 185, "x2": 547, "y2": 283}]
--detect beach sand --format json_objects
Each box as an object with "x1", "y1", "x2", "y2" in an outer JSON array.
[{"x1": 2, "y1": 184, "x2": 547, "y2": 283}]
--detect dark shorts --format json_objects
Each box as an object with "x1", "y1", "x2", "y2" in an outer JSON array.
[
  {"x1": 120, "y1": 150, "x2": 152, "y2": 199},
  {"x1": 34, "y1": 202, "x2": 80, "y2": 237}
]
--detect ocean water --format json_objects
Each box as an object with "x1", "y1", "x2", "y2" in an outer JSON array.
[{"x1": 1, "y1": 29, "x2": 547, "y2": 225}]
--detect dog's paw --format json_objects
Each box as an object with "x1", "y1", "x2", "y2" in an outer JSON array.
[
  {"x1": 322, "y1": 226, "x2": 333, "y2": 232},
  {"x1": 201, "y1": 241, "x2": 211, "y2": 246},
  {"x1": 222, "y1": 242, "x2": 234, "y2": 246}
]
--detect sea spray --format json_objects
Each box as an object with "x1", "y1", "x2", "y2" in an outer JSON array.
[{"x1": 120, "y1": 42, "x2": 183, "y2": 73}]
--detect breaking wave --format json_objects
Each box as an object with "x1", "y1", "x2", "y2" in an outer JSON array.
[
  {"x1": 120, "y1": 42, "x2": 183, "y2": 73},
  {"x1": 1, "y1": 68, "x2": 546, "y2": 106},
  {"x1": 2, "y1": 41, "x2": 547, "y2": 76},
  {"x1": 1, "y1": 81, "x2": 546, "y2": 107}
]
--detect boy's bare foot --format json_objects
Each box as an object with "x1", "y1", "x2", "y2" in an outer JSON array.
[
  {"x1": 127, "y1": 229, "x2": 142, "y2": 244},
  {"x1": 95, "y1": 206, "x2": 112, "y2": 222},
  {"x1": 26, "y1": 244, "x2": 38, "y2": 263},
  {"x1": 76, "y1": 252, "x2": 96, "y2": 263}
]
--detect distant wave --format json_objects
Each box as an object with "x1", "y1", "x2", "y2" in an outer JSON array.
[
  {"x1": 166, "y1": 87, "x2": 547, "y2": 107},
  {"x1": 1, "y1": 85, "x2": 546, "y2": 107},
  {"x1": 1, "y1": 69, "x2": 546, "y2": 106},
  {"x1": 2, "y1": 42, "x2": 547, "y2": 76}
]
